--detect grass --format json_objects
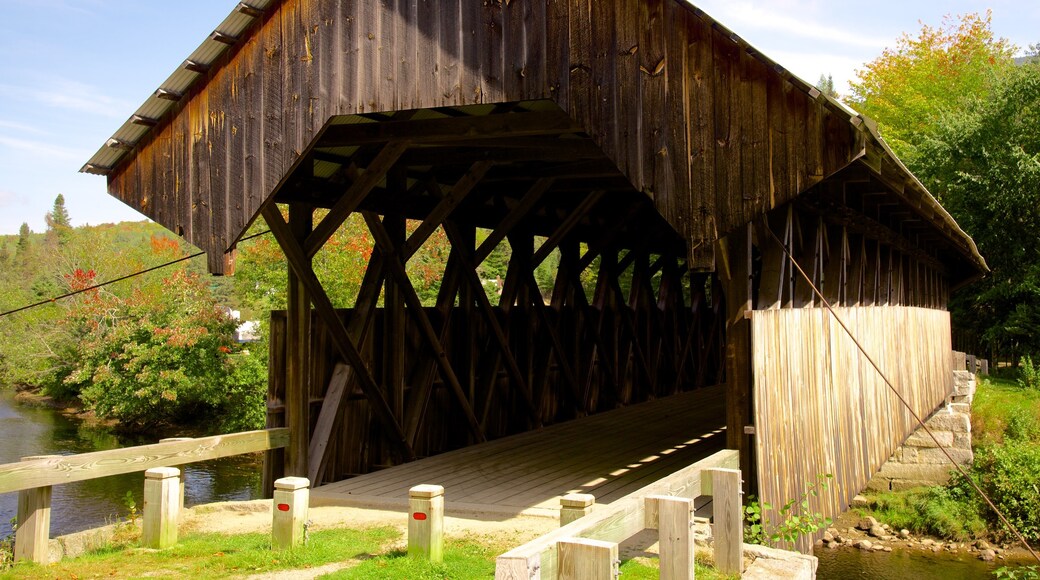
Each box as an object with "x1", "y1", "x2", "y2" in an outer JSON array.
[
  {"x1": 3, "y1": 524, "x2": 736, "y2": 579},
  {"x1": 5, "y1": 526, "x2": 398, "y2": 579},
  {"x1": 971, "y1": 374, "x2": 1040, "y2": 445}
]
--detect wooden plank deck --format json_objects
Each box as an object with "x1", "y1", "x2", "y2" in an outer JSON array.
[{"x1": 312, "y1": 385, "x2": 726, "y2": 518}]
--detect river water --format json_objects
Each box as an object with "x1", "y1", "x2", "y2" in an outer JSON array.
[
  {"x1": 815, "y1": 544, "x2": 1013, "y2": 579},
  {"x1": 0, "y1": 390, "x2": 262, "y2": 538}
]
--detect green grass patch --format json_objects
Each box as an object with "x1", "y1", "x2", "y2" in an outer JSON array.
[
  {"x1": 324, "y1": 537, "x2": 499, "y2": 579},
  {"x1": 619, "y1": 556, "x2": 736, "y2": 580},
  {"x1": 972, "y1": 375, "x2": 1040, "y2": 445},
  {"x1": 6, "y1": 527, "x2": 397, "y2": 579},
  {"x1": 862, "y1": 487, "x2": 986, "y2": 541}
]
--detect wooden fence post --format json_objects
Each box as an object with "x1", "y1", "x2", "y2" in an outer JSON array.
[
  {"x1": 652, "y1": 496, "x2": 694, "y2": 580},
  {"x1": 14, "y1": 455, "x2": 57, "y2": 564},
  {"x1": 560, "y1": 493, "x2": 595, "y2": 526},
  {"x1": 408, "y1": 484, "x2": 444, "y2": 562},
  {"x1": 142, "y1": 467, "x2": 180, "y2": 549},
  {"x1": 159, "y1": 437, "x2": 193, "y2": 513},
  {"x1": 707, "y1": 467, "x2": 743, "y2": 576},
  {"x1": 557, "y1": 537, "x2": 618, "y2": 580},
  {"x1": 272, "y1": 476, "x2": 310, "y2": 550}
]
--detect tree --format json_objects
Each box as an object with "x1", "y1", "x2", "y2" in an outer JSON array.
[
  {"x1": 1029, "y1": 43, "x2": 1039, "y2": 58},
  {"x1": 915, "y1": 62, "x2": 1040, "y2": 360},
  {"x1": 816, "y1": 74, "x2": 838, "y2": 99},
  {"x1": 45, "y1": 194, "x2": 72, "y2": 247},
  {"x1": 848, "y1": 12, "x2": 1016, "y2": 166},
  {"x1": 16, "y1": 222, "x2": 31, "y2": 257}
]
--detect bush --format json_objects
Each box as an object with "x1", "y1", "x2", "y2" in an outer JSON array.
[
  {"x1": 745, "y1": 474, "x2": 833, "y2": 546},
  {"x1": 958, "y1": 440, "x2": 1040, "y2": 542},
  {"x1": 1020, "y1": 355, "x2": 1040, "y2": 390}
]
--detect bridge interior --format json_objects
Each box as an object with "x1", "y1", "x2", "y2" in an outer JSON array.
[{"x1": 311, "y1": 384, "x2": 725, "y2": 518}]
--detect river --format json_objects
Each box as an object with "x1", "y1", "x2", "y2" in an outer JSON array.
[{"x1": 0, "y1": 390, "x2": 263, "y2": 539}]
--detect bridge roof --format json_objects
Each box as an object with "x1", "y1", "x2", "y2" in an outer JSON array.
[{"x1": 82, "y1": 0, "x2": 986, "y2": 282}]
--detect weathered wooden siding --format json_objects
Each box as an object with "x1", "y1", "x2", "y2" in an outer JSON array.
[
  {"x1": 750, "y1": 306, "x2": 952, "y2": 551},
  {"x1": 107, "y1": 0, "x2": 865, "y2": 272}
]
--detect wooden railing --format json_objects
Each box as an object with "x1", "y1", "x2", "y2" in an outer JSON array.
[
  {"x1": 495, "y1": 449, "x2": 741, "y2": 579},
  {"x1": 0, "y1": 428, "x2": 289, "y2": 563}
]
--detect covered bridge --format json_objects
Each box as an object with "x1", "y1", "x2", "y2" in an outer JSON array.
[{"x1": 84, "y1": 0, "x2": 986, "y2": 546}]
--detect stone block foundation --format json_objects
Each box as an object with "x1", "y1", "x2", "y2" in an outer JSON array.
[{"x1": 867, "y1": 370, "x2": 975, "y2": 492}]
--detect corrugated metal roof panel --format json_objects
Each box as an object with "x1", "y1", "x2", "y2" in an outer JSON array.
[{"x1": 82, "y1": 1, "x2": 273, "y2": 174}]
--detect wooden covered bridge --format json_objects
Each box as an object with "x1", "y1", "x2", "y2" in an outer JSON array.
[{"x1": 84, "y1": 0, "x2": 986, "y2": 546}]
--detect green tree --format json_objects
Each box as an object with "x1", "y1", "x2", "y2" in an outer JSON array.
[
  {"x1": 45, "y1": 193, "x2": 72, "y2": 247},
  {"x1": 848, "y1": 12, "x2": 1016, "y2": 166},
  {"x1": 816, "y1": 74, "x2": 838, "y2": 99},
  {"x1": 915, "y1": 62, "x2": 1040, "y2": 359},
  {"x1": 16, "y1": 222, "x2": 31, "y2": 258}
]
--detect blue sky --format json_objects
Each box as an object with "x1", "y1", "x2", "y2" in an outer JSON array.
[{"x1": 0, "y1": 0, "x2": 1037, "y2": 237}]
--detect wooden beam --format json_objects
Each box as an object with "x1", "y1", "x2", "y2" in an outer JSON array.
[
  {"x1": 307, "y1": 363, "x2": 351, "y2": 486},
  {"x1": 319, "y1": 111, "x2": 581, "y2": 147},
  {"x1": 304, "y1": 141, "x2": 409, "y2": 257},
  {"x1": 474, "y1": 178, "x2": 555, "y2": 264},
  {"x1": 442, "y1": 223, "x2": 541, "y2": 424},
  {"x1": 402, "y1": 161, "x2": 494, "y2": 259},
  {"x1": 285, "y1": 204, "x2": 312, "y2": 478},
  {"x1": 363, "y1": 211, "x2": 487, "y2": 444},
  {"x1": 531, "y1": 191, "x2": 605, "y2": 268},
  {"x1": 0, "y1": 429, "x2": 289, "y2": 493},
  {"x1": 263, "y1": 205, "x2": 416, "y2": 461},
  {"x1": 719, "y1": 224, "x2": 754, "y2": 486}
]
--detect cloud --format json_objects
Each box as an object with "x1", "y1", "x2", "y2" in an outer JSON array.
[
  {"x1": 0, "y1": 134, "x2": 90, "y2": 162},
  {"x1": 695, "y1": 1, "x2": 890, "y2": 50},
  {"x1": 0, "y1": 119, "x2": 46, "y2": 135},
  {"x1": 0, "y1": 77, "x2": 134, "y2": 119}
]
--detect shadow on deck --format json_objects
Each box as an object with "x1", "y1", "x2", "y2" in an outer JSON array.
[{"x1": 311, "y1": 384, "x2": 726, "y2": 521}]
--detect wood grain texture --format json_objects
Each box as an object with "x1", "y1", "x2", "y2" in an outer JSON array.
[
  {"x1": 751, "y1": 306, "x2": 952, "y2": 552},
  {"x1": 0, "y1": 429, "x2": 289, "y2": 494}
]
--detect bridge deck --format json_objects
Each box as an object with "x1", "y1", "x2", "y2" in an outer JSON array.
[{"x1": 311, "y1": 385, "x2": 726, "y2": 518}]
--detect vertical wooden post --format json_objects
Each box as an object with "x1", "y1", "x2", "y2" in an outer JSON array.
[
  {"x1": 272, "y1": 476, "x2": 310, "y2": 550},
  {"x1": 159, "y1": 437, "x2": 193, "y2": 513},
  {"x1": 286, "y1": 204, "x2": 313, "y2": 477},
  {"x1": 383, "y1": 211, "x2": 406, "y2": 427},
  {"x1": 708, "y1": 468, "x2": 743, "y2": 576},
  {"x1": 559, "y1": 493, "x2": 595, "y2": 526},
  {"x1": 142, "y1": 467, "x2": 180, "y2": 549},
  {"x1": 719, "y1": 225, "x2": 753, "y2": 489},
  {"x1": 557, "y1": 537, "x2": 618, "y2": 580},
  {"x1": 408, "y1": 484, "x2": 444, "y2": 562},
  {"x1": 656, "y1": 496, "x2": 694, "y2": 580},
  {"x1": 15, "y1": 455, "x2": 56, "y2": 564}
]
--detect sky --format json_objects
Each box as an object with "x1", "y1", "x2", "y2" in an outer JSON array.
[{"x1": 0, "y1": 0, "x2": 1037, "y2": 237}]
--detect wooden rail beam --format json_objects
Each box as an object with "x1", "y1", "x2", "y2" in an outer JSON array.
[{"x1": 0, "y1": 429, "x2": 289, "y2": 493}]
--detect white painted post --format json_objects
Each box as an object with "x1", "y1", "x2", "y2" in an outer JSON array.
[
  {"x1": 654, "y1": 496, "x2": 694, "y2": 580},
  {"x1": 15, "y1": 455, "x2": 57, "y2": 564},
  {"x1": 272, "y1": 476, "x2": 310, "y2": 550},
  {"x1": 708, "y1": 467, "x2": 743, "y2": 576},
  {"x1": 559, "y1": 493, "x2": 595, "y2": 526},
  {"x1": 159, "y1": 437, "x2": 193, "y2": 513},
  {"x1": 142, "y1": 467, "x2": 180, "y2": 549},
  {"x1": 557, "y1": 537, "x2": 618, "y2": 580},
  {"x1": 408, "y1": 484, "x2": 444, "y2": 563}
]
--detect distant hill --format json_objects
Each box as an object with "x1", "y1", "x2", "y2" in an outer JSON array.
[{"x1": 1015, "y1": 55, "x2": 1038, "y2": 66}]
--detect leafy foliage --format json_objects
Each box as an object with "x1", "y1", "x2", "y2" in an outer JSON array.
[
  {"x1": 744, "y1": 474, "x2": 833, "y2": 546},
  {"x1": 866, "y1": 486, "x2": 987, "y2": 541},
  {"x1": 914, "y1": 62, "x2": 1040, "y2": 359},
  {"x1": 1019, "y1": 356, "x2": 1040, "y2": 390},
  {"x1": 849, "y1": 12, "x2": 1016, "y2": 165}
]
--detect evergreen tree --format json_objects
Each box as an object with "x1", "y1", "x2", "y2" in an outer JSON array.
[
  {"x1": 45, "y1": 194, "x2": 72, "y2": 246},
  {"x1": 816, "y1": 74, "x2": 838, "y2": 99},
  {"x1": 16, "y1": 222, "x2": 31, "y2": 256}
]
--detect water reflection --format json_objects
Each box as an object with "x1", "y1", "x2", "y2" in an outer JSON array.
[
  {"x1": 0, "y1": 390, "x2": 261, "y2": 538},
  {"x1": 816, "y1": 544, "x2": 1006, "y2": 579}
]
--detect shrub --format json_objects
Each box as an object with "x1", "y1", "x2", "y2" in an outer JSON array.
[
  {"x1": 957, "y1": 440, "x2": 1040, "y2": 542},
  {"x1": 745, "y1": 474, "x2": 833, "y2": 546},
  {"x1": 868, "y1": 487, "x2": 986, "y2": 541},
  {"x1": 1020, "y1": 355, "x2": 1040, "y2": 390}
]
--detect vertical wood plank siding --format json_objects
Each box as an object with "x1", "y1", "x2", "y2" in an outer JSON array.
[
  {"x1": 107, "y1": 0, "x2": 864, "y2": 271},
  {"x1": 750, "y1": 306, "x2": 952, "y2": 552}
]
